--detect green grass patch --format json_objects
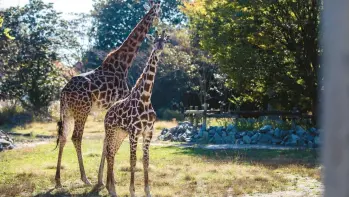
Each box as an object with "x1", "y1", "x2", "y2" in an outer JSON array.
[{"x1": 0, "y1": 139, "x2": 320, "y2": 197}]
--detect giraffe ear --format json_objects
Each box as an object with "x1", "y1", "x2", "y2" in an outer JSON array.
[{"x1": 146, "y1": 34, "x2": 155, "y2": 42}]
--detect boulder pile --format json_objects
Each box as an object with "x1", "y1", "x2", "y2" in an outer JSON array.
[
  {"x1": 0, "y1": 130, "x2": 15, "y2": 151},
  {"x1": 158, "y1": 122, "x2": 320, "y2": 148}
]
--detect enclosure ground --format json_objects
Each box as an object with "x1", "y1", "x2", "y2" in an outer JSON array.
[{"x1": 0, "y1": 136, "x2": 321, "y2": 197}]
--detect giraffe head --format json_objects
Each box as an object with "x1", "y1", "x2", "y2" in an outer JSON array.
[
  {"x1": 148, "y1": 0, "x2": 162, "y2": 18},
  {"x1": 146, "y1": 30, "x2": 169, "y2": 53}
]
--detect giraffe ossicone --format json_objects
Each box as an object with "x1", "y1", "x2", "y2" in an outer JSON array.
[
  {"x1": 98, "y1": 30, "x2": 169, "y2": 197},
  {"x1": 54, "y1": 1, "x2": 162, "y2": 188}
]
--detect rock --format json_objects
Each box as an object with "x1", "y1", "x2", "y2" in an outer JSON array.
[
  {"x1": 222, "y1": 131, "x2": 227, "y2": 137},
  {"x1": 208, "y1": 128, "x2": 216, "y2": 135},
  {"x1": 251, "y1": 133, "x2": 261, "y2": 144},
  {"x1": 274, "y1": 128, "x2": 282, "y2": 138},
  {"x1": 309, "y1": 127, "x2": 317, "y2": 133},
  {"x1": 172, "y1": 137, "x2": 178, "y2": 141},
  {"x1": 223, "y1": 135, "x2": 235, "y2": 144},
  {"x1": 258, "y1": 134, "x2": 273, "y2": 144},
  {"x1": 185, "y1": 129, "x2": 192, "y2": 135},
  {"x1": 285, "y1": 134, "x2": 300, "y2": 146},
  {"x1": 305, "y1": 133, "x2": 314, "y2": 142},
  {"x1": 216, "y1": 127, "x2": 223, "y2": 136},
  {"x1": 163, "y1": 133, "x2": 173, "y2": 141},
  {"x1": 243, "y1": 135, "x2": 251, "y2": 144},
  {"x1": 178, "y1": 134, "x2": 186, "y2": 142},
  {"x1": 213, "y1": 133, "x2": 223, "y2": 144},
  {"x1": 271, "y1": 137, "x2": 282, "y2": 145},
  {"x1": 295, "y1": 126, "x2": 306, "y2": 136},
  {"x1": 308, "y1": 141, "x2": 314, "y2": 148},
  {"x1": 247, "y1": 131, "x2": 254, "y2": 137},
  {"x1": 0, "y1": 139, "x2": 11, "y2": 145},
  {"x1": 161, "y1": 128, "x2": 168, "y2": 135},
  {"x1": 227, "y1": 124, "x2": 237, "y2": 132},
  {"x1": 314, "y1": 136, "x2": 320, "y2": 146},
  {"x1": 158, "y1": 135, "x2": 165, "y2": 141},
  {"x1": 203, "y1": 131, "x2": 209, "y2": 139},
  {"x1": 259, "y1": 125, "x2": 272, "y2": 133},
  {"x1": 240, "y1": 132, "x2": 247, "y2": 136}
]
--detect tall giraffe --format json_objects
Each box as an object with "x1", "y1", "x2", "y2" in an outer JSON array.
[
  {"x1": 54, "y1": 1, "x2": 162, "y2": 188},
  {"x1": 98, "y1": 30, "x2": 168, "y2": 197}
]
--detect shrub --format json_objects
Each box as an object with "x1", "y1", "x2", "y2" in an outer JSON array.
[
  {"x1": 0, "y1": 101, "x2": 33, "y2": 126},
  {"x1": 157, "y1": 108, "x2": 185, "y2": 121}
]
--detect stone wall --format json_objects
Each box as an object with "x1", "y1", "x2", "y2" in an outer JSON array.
[{"x1": 158, "y1": 122, "x2": 320, "y2": 148}]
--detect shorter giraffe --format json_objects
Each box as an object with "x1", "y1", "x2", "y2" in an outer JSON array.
[{"x1": 98, "y1": 30, "x2": 169, "y2": 197}]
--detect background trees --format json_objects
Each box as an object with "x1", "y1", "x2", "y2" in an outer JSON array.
[
  {"x1": 0, "y1": 0, "x2": 80, "y2": 114},
  {"x1": 182, "y1": 0, "x2": 321, "y2": 118},
  {"x1": 0, "y1": 0, "x2": 322, "y2": 122}
]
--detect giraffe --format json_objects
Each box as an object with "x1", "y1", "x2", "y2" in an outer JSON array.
[
  {"x1": 98, "y1": 30, "x2": 169, "y2": 197},
  {"x1": 54, "y1": 1, "x2": 162, "y2": 188}
]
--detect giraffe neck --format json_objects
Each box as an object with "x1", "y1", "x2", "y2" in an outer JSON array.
[
  {"x1": 102, "y1": 6, "x2": 158, "y2": 71},
  {"x1": 132, "y1": 49, "x2": 161, "y2": 104}
]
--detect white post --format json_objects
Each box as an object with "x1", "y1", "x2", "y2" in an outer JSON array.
[{"x1": 322, "y1": 1, "x2": 349, "y2": 196}]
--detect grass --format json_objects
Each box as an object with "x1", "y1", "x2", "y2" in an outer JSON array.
[
  {"x1": 0, "y1": 118, "x2": 176, "y2": 138},
  {"x1": 0, "y1": 138, "x2": 320, "y2": 197}
]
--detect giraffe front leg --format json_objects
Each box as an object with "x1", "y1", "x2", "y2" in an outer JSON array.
[
  {"x1": 143, "y1": 130, "x2": 153, "y2": 197},
  {"x1": 129, "y1": 133, "x2": 139, "y2": 197}
]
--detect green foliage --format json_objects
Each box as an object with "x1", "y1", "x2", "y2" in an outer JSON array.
[
  {"x1": 182, "y1": 0, "x2": 321, "y2": 115},
  {"x1": 0, "y1": 0, "x2": 80, "y2": 114},
  {"x1": 157, "y1": 108, "x2": 184, "y2": 121},
  {"x1": 91, "y1": 0, "x2": 186, "y2": 50},
  {"x1": 0, "y1": 102, "x2": 33, "y2": 126}
]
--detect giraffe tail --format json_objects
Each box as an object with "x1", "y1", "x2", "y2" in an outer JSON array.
[
  {"x1": 54, "y1": 94, "x2": 65, "y2": 151},
  {"x1": 54, "y1": 121, "x2": 63, "y2": 150}
]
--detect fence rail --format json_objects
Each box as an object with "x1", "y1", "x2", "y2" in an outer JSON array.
[{"x1": 184, "y1": 108, "x2": 313, "y2": 128}]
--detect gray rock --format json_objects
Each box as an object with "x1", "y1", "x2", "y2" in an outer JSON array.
[
  {"x1": 203, "y1": 131, "x2": 209, "y2": 140},
  {"x1": 271, "y1": 137, "x2": 282, "y2": 144},
  {"x1": 163, "y1": 133, "x2": 173, "y2": 141},
  {"x1": 161, "y1": 128, "x2": 168, "y2": 135},
  {"x1": 223, "y1": 135, "x2": 236, "y2": 144},
  {"x1": 251, "y1": 133, "x2": 261, "y2": 144},
  {"x1": 305, "y1": 134, "x2": 314, "y2": 142},
  {"x1": 274, "y1": 128, "x2": 282, "y2": 138},
  {"x1": 243, "y1": 135, "x2": 251, "y2": 144},
  {"x1": 213, "y1": 133, "x2": 223, "y2": 144},
  {"x1": 0, "y1": 139, "x2": 11, "y2": 145},
  {"x1": 216, "y1": 127, "x2": 223, "y2": 136},
  {"x1": 247, "y1": 131, "x2": 254, "y2": 137},
  {"x1": 222, "y1": 131, "x2": 227, "y2": 137},
  {"x1": 296, "y1": 126, "x2": 306, "y2": 136},
  {"x1": 178, "y1": 134, "x2": 186, "y2": 142},
  {"x1": 258, "y1": 134, "x2": 273, "y2": 144},
  {"x1": 285, "y1": 134, "x2": 300, "y2": 146},
  {"x1": 308, "y1": 141, "x2": 314, "y2": 148},
  {"x1": 240, "y1": 132, "x2": 247, "y2": 136},
  {"x1": 227, "y1": 124, "x2": 237, "y2": 132},
  {"x1": 314, "y1": 136, "x2": 320, "y2": 146},
  {"x1": 172, "y1": 137, "x2": 178, "y2": 141},
  {"x1": 259, "y1": 125, "x2": 272, "y2": 133}
]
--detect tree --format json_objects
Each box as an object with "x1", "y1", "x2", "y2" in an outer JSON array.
[
  {"x1": 91, "y1": 0, "x2": 186, "y2": 50},
  {"x1": 0, "y1": 0, "x2": 80, "y2": 114},
  {"x1": 182, "y1": 0, "x2": 321, "y2": 119}
]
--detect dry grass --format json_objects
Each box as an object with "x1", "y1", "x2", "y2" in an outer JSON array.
[
  {"x1": 0, "y1": 138, "x2": 320, "y2": 197},
  {"x1": 4, "y1": 118, "x2": 177, "y2": 139}
]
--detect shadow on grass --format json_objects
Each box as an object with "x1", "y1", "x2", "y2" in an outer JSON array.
[
  {"x1": 33, "y1": 185, "x2": 104, "y2": 197},
  {"x1": 162, "y1": 146, "x2": 320, "y2": 168}
]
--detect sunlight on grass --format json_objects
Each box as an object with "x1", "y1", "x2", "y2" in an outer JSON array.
[{"x1": 0, "y1": 139, "x2": 320, "y2": 197}]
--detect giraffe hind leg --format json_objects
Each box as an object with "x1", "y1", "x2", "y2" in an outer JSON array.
[
  {"x1": 129, "y1": 133, "x2": 139, "y2": 197},
  {"x1": 55, "y1": 103, "x2": 72, "y2": 188},
  {"x1": 105, "y1": 128, "x2": 128, "y2": 196},
  {"x1": 71, "y1": 113, "x2": 91, "y2": 185}
]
